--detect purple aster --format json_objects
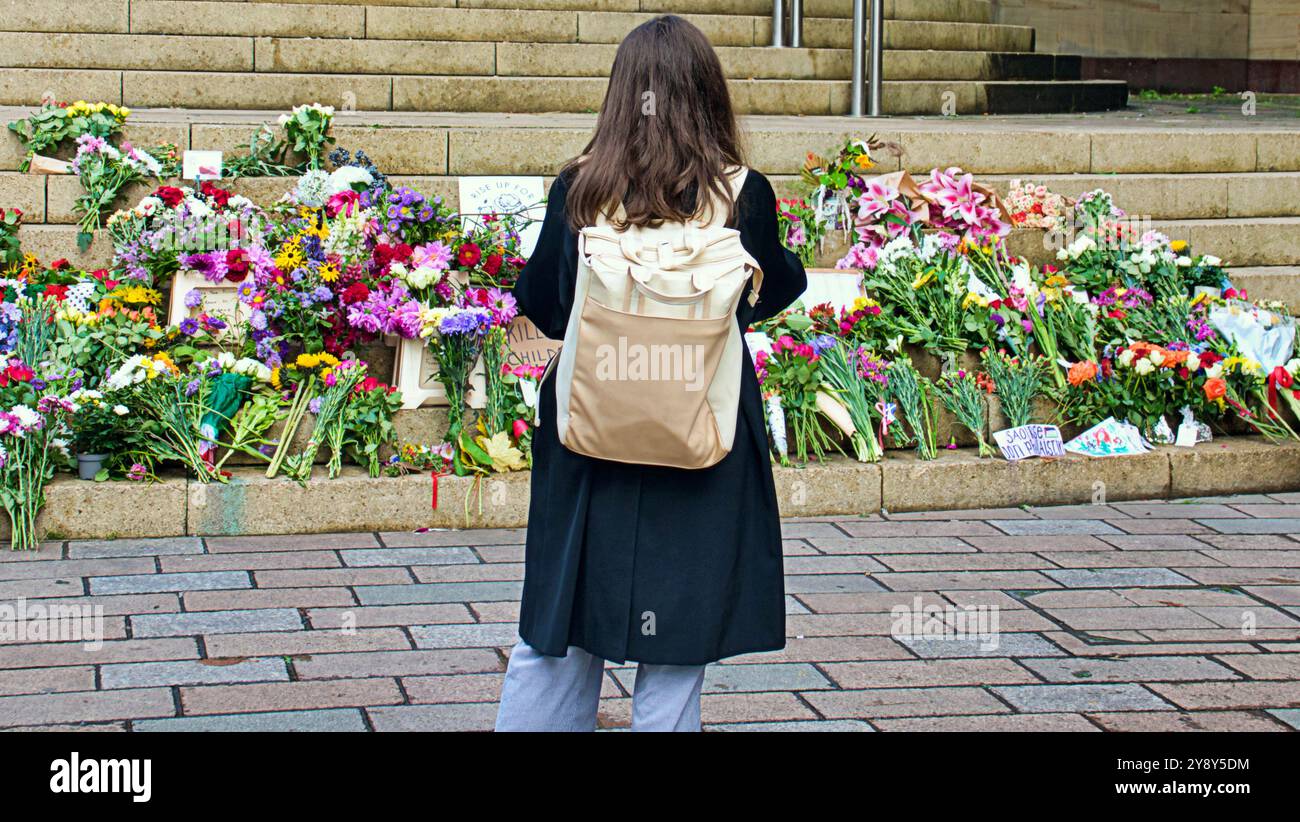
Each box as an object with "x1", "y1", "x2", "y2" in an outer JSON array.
[{"x1": 179, "y1": 318, "x2": 200, "y2": 336}]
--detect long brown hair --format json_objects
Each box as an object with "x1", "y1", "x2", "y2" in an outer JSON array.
[{"x1": 564, "y1": 15, "x2": 746, "y2": 231}]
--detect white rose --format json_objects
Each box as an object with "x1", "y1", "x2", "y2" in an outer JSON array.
[
  {"x1": 1118, "y1": 349, "x2": 1135, "y2": 367},
  {"x1": 1204, "y1": 363, "x2": 1223, "y2": 379},
  {"x1": 1148, "y1": 351, "x2": 1164, "y2": 366},
  {"x1": 1185, "y1": 353, "x2": 1201, "y2": 372},
  {"x1": 113, "y1": 405, "x2": 129, "y2": 416},
  {"x1": 1202, "y1": 255, "x2": 1222, "y2": 267},
  {"x1": 1134, "y1": 358, "x2": 1155, "y2": 376}
]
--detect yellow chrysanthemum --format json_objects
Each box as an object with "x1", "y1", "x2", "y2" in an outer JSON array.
[
  {"x1": 318, "y1": 353, "x2": 340, "y2": 367},
  {"x1": 296, "y1": 353, "x2": 321, "y2": 369},
  {"x1": 115, "y1": 285, "x2": 161, "y2": 306},
  {"x1": 270, "y1": 368, "x2": 282, "y2": 390},
  {"x1": 1170, "y1": 240, "x2": 1188, "y2": 253}
]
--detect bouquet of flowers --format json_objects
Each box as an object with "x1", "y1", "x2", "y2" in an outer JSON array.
[
  {"x1": 1003, "y1": 180, "x2": 1070, "y2": 231},
  {"x1": 343, "y1": 375, "x2": 403, "y2": 478},
  {"x1": 286, "y1": 358, "x2": 368, "y2": 482},
  {"x1": 884, "y1": 356, "x2": 937, "y2": 459},
  {"x1": 279, "y1": 103, "x2": 336, "y2": 170},
  {"x1": 935, "y1": 368, "x2": 995, "y2": 457},
  {"x1": 7, "y1": 100, "x2": 130, "y2": 172},
  {"x1": 755, "y1": 334, "x2": 836, "y2": 464},
  {"x1": 71, "y1": 137, "x2": 177, "y2": 250},
  {"x1": 264, "y1": 352, "x2": 341, "y2": 478},
  {"x1": 420, "y1": 302, "x2": 493, "y2": 443},
  {"x1": 983, "y1": 349, "x2": 1046, "y2": 429},
  {"x1": 777, "y1": 197, "x2": 825, "y2": 267},
  {"x1": 814, "y1": 337, "x2": 882, "y2": 463}
]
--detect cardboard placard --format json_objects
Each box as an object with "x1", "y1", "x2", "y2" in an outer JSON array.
[
  {"x1": 182, "y1": 150, "x2": 223, "y2": 182},
  {"x1": 167, "y1": 270, "x2": 250, "y2": 341},
  {"x1": 800, "y1": 268, "x2": 865, "y2": 312},
  {"x1": 28, "y1": 154, "x2": 73, "y2": 175},
  {"x1": 457, "y1": 176, "x2": 545, "y2": 257},
  {"x1": 506, "y1": 315, "x2": 561, "y2": 369},
  {"x1": 993, "y1": 424, "x2": 1065, "y2": 461}
]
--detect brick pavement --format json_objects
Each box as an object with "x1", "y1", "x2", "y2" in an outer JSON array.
[{"x1": 2, "y1": 494, "x2": 1300, "y2": 731}]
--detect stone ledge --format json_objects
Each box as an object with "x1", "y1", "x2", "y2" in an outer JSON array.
[{"x1": 8, "y1": 436, "x2": 1298, "y2": 540}]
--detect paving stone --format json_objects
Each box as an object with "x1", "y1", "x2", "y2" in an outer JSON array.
[
  {"x1": 1105, "y1": 518, "x2": 1217, "y2": 535},
  {"x1": 0, "y1": 637, "x2": 198, "y2": 670},
  {"x1": 307, "y1": 604, "x2": 472, "y2": 629},
  {"x1": 1024, "y1": 589, "x2": 1134, "y2": 608},
  {"x1": 872, "y1": 570, "x2": 1060, "y2": 591},
  {"x1": 1043, "y1": 631, "x2": 1259, "y2": 658},
  {"x1": 804, "y1": 686, "x2": 1008, "y2": 719},
  {"x1": 1266, "y1": 709, "x2": 1300, "y2": 730},
  {"x1": 1199, "y1": 534, "x2": 1300, "y2": 550},
  {"x1": 1172, "y1": 567, "x2": 1300, "y2": 586},
  {"x1": 897, "y1": 631, "x2": 1066, "y2": 659},
  {"x1": 878, "y1": 552, "x2": 1053, "y2": 572},
  {"x1": 409, "y1": 622, "x2": 520, "y2": 649},
  {"x1": 0, "y1": 665, "x2": 96, "y2": 697},
  {"x1": 159, "y1": 550, "x2": 342, "y2": 573},
  {"x1": 182, "y1": 587, "x2": 355, "y2": 611},
  {"x1": 872, "y1": 713, "x2": 1100, "y2": 731},
  {"x1": 785, "y1": 613, "x2": 902, "y2": 637},
  {"x1": 1193, "y1": 605, "x2": 1300, "y2": 628},
  {"x1": 989, "y1": 519, "x2": 1124, "y2": 535},
  {"x1": 0, "y1": 557, "x2": 155, "y2": 582},
  {"x1": 783, "y1": 574, "x2": 885, "y2": 594},
  {"x1": 89, "y1": 571, "x2": 250, "y2": 595},
  {"x1": 742, "y1": 636, "x2": 913, "y2": 663},
  {"x1": 837, "y1": 520, "x2": 1000, "y2": 538},
  {"x1": 1230, "y1": 504, "x2": 1300, "y2": 518},
  {"x1": 1099, "y1": 534, "x2": 1216, "y2": 551},
  {"x1": 469, "y1": 601, "x2": 520, "y2": 623},
  {"x1": 203, "y1": 627, "x2": 412, "y2": 658},
  {"x1": 787, "y1": 591, "x2": 950, "y2": 614},
  {"x1": 1112, "y1": 502, "x2": 1248, "y2": 519},
  {"x1": 885, "y1": 507, "x2": 1034, "y2": 520},
  {"x1": 963, "y1": 534, "x2": 1115, "y2": 552},
  {"x1": 130, "y1": 608, "x2": 304, "y2": 637},
  {"x1": 1197, "y1": 518, "x2": 1300, "y2": 534},
  {"x1": 181, "y1": 677, "x2": 403, "y2": 715},
  {"x1": 368, "y1": 702, "x2": 498, "y2": 731},
  {"x1": 253, "y1": 568, "x2": 413, "y2": 588},
  {"x1": 135, "y1": 707, "x2": 367, "y2": 732},
  {"x1": 410, "y1": 563, "x2": 525, "y2": 583},
  {"x1": 782, "y1": 555, "x2": 888, "y2": 575},
  {"x1": 1245, "y1": 585, "x2": 1300, "y2": 606},
  {"x1": 66, "y1": 537, "x2": 204, "y2": 559},
  {"x1": 401, "y1": 673, "x2": 505, "y2": 705},
  {"x1": 339, "y1": 547, "x2": 479, "y2": 567},
  {"x1": 1044, "y1": 568, "x2": 1196, "y2": 588},
  {"x1": 1026, "y1": 504, "x2": 1129, "y2": 519},
  {"x1": 1044, "y1": 606, "x2": 1219, "y2": 631},
  {"x1": 101, "y1": 658, "x2": 289, "y2": 689},
  {"x1": 1117, "y1": 587, "x2": 1257, "y2": 607},
  {"x1": 204, "y1": 533, "x2": 380, "y2": 552},
  {"x1": 355, "y1": 580, "x2": 523, "y2": 605},
  {"x1": 707, "y1": 719, "x2": 875, "y2": 732},
  {"x1": 1149, "y1": 681, "x2": 1300, "y2": 710},
  {"x1": 821, "y1": 658, "x2": 1036, "y2": 689},
  {"x1": 0, "y1": 592, "x2": 178, "y2": 616},
  {"x1": 1087, "y1": 710, "x2": 1291, "y2": 732},
  {"x1": 614, "y1": 662, "x2": 832, "y2": 695},
  {"x1": 0, "y1": 687, "x2": 175, "y2": 728},
  {"x1": 810, "y1": 536, "x2": 974, "y2": 554},
  {"x1": 1214, "y1": 653, "x2": 1300, "y2": 680},
  {"x1": 378, "y1": 528, "x2": 525, "y2": 548},
  {"x1": 292, "y1": 649, "x2": 503, "y2": 680},
  {"x1": 992, "y1": 684, "x2": 1172, "y2": 712},
  {"x1": 1020, "y1": 655, "x2": 1240, "y2": 683},
  {"x1": 785, "y1": 595, "x2": 810, "y2": 615}
]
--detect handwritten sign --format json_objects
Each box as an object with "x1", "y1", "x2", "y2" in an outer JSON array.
[
  {"x1": 458, "y1": 176, "x2": 545, "y2": 257},
  {"x1": 993, "y1": 424, "x2": 1065, "y2": 461},
  {"x1": 1065, "y1": 418, "x2": 1150, "y2": 458},
  {"x1": 506, "y1": 315, "x2": 560, "y2": 369}
]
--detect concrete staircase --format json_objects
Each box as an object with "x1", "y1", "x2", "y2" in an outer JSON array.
[{"x1": 0, "y1": 0, "x2": 1127, "y2": 115}]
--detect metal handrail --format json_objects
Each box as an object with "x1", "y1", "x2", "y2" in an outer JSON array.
[
  {"x1": 850, "y1": 0, "x2": 884, "y2": 116},
  {"x1": 771, "y1": 0, "x2": 802, "y2": 48}
]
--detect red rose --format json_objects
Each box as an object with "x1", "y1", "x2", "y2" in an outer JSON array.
[
  {"x1": 457, "y1": 243, "x2": 482, "y2": 268},
  {"x1": 154, "y1": 186, "x2": 185, "y2": 207},
  {"x1": 43, "y1": 283, "x2": 68, "y2": 302},
  {"x1": 50, "y1": 259, "x2": 70, "y2": 271},
  {"x1": 224, "y1": 249, "x2": 250, "y2": 282},
  {"x1": 483, "y1": 252, "x2": 503, "y2": 276},
  {"x1": 200, "y1": 181, "x2": 231, "y2": 208}
]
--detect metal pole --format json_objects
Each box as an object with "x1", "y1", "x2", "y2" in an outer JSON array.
[
  {"x1": 851, "y1": 0, "x2": 885, "y2": 116},
  {"x1": 771, "y1": 0, "x2": 786, "y2": 47},
  {"x1": 868, "y1": 0, "x2": 884, "y2": 116},
  {"x1": 850, "y1": 0, "x2": 866, "y2": 115},
  {"x1": 789, "y1": 0, "x2": 802, "y2": 48}
]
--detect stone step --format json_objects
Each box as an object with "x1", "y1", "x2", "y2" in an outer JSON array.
[
  {"x1": 14, "y1": 171, "x2": 1300, "y2": 227},
  {"x1": 0, "y1": 69, "x2": 1124, "y2": 115},
  {"x1": 1, "y1": 2, "x2": 1030, "y2": 52},
  {"x1": 5, "y1": 109, "x2": 1296, "y2": 177},
  {"x1": 14, "y1": 439, "x2": 1299, "y2": 539},
  {"x1": 225, "y1": 0, "x2": 996, "y2": 25},
  {"x1": 0, "y1": 32, "x2": 1078, "y2": 82},
  {"x1": 1227, "y1": 266, "x2": 1300, "y2": 308}
]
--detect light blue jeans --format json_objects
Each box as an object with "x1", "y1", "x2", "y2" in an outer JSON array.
[{"x1": 495, "y1": 640, "x2": 707, "y2": 732}]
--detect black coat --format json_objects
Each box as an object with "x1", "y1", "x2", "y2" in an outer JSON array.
[{"x1": 512, "y1": 170, "x2": 808, "y2": 665}]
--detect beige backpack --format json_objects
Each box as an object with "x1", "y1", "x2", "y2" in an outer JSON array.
[{"x1": 552, "y1": 167, "x2": 763, "y2": 469}]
